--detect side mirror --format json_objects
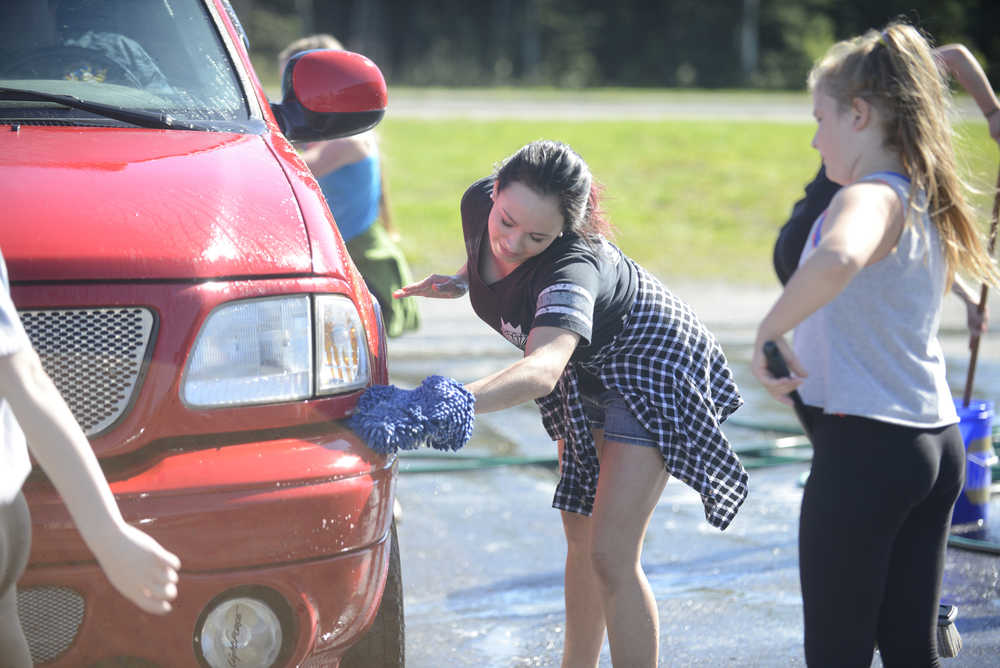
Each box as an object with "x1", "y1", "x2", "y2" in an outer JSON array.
[{"x1": 271, "y1": 50, "x2": 387, "y2": 142}]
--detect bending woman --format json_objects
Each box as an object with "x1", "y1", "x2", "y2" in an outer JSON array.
[
  {"x1": 752, "y1": 23, "x2": 1000, "y2": 667},
  {"x1": 396, "y1": 139, "x2": 748, "y2": 667}
]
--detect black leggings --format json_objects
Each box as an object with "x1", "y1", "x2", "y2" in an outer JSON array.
[{"x1": 798, "y1": 408, "x2": 964, "y2": 668}]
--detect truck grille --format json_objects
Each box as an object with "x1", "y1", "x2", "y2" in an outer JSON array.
[
  {"x1": 19, "y1": 308, "x2": 155, "y2": 436},
  {"x1": 16, "y1": 586, "x2": 85, "y2": 663}
]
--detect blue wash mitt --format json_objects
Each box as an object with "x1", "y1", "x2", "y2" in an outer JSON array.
[{"x1": 347, "y1": 375, "x2": 476, "y2": 455}]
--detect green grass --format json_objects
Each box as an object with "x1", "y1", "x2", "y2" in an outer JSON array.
[{"x1": 377, "y1": 117, "x2": 1000, "y2": 285}]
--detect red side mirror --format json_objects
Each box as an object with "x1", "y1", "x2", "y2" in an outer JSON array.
[
  {"x1": 272, "y1": 50, "x2": 387, "y2": 142},
  {"x1": 290, "y1": 50, "x2": 387, "y2": 114}
]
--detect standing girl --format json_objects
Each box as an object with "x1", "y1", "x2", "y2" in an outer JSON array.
[
  {"x1": 752, "y1": 23, "x2": 1000, "y2": 667},
  {"x1": 395, "y1": 139, "x2": 748, "y2": 667},
  {"x1": 279, "y1": 34, "x2": 420, "y2": 338}
]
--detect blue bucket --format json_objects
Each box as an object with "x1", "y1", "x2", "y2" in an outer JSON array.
[{"x1": 951, "y1": 399, "x2": 997, "y2": 527}]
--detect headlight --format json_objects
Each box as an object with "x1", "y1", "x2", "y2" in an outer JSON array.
[
  {"x1": 183, "y1": 295, "x2": 369, "y2": 407},
  {"x1": 196, "y1": 595, "x2": 285, "y2": 668},
  {"x1": 315, "y1": 294, "x2": 369, "y2": 395}
]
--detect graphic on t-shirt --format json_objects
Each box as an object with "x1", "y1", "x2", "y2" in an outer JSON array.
[{"x1": 500, "y1": 317, "x2": 528, "y2": 349}]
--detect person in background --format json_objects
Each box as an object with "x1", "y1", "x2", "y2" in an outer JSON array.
[
  {"x1": 753, "y1": 23, "x2": 1000, "y2": 667},
  {"x1": 773, "y1": 43, "x2": 1000, "y2": 336},
  {"x1": 396, "y1": 139, "x2": 747, "y2": 668},
  {"x1": 1, "y1": 248, "x2": 180, "y2": 667},
  {"x1": 279, "y1": 34, "x2": 420, "y2": 338}
]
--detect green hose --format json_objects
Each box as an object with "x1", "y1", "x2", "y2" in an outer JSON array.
[
  {"x1": 948, "y1": 534, "x2": 1000, "y2": 554},
  {"x1": 397, "y1": 417, "x2": 1000, "y2": 554},
  {"x1": 398, "y1": 452, "x2": 557, "y2": 474},
  {"x1": 398, "y1": 432, "x2": 815, "y2": 474}
]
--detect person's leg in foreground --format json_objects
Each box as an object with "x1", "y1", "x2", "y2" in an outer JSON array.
[
  {"x1": 560, "y1": 434, "x2": 607, "y2": 668},
  {"x1": 0, "y1": 492, "x2": 33, "y2": 668},
  {"x1": 560, "y1": 425, "x2": 669, "y2": 668}
]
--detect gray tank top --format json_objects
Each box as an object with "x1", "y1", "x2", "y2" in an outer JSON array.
[{"x1": 793, "y1": 171, "x2": 958, "y2": 427}]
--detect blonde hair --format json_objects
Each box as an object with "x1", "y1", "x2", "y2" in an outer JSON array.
[
  {"x1": 278, "y1": 34, "x2": 344, "y2": 70},
  {"x1": 808, "y1": 22, "x2": 999, "y2": 287}
]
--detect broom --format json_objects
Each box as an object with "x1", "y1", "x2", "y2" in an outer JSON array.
[
  {"x1": 937, "y1": 603, "x2": 962, "y2": 659},
  {"x1": 960, "y1": 165, "x2": 1000, "y2": 407}
]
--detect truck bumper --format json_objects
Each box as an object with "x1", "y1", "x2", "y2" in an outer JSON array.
[{"x1": 19, "y1": 429, "x2": 398, "y2": 666}]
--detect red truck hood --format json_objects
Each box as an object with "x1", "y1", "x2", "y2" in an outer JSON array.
[{"x1": 2, "y1": 126, "x2": 312, "y2": 281}]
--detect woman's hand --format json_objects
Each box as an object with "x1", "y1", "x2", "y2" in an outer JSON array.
[
  {"x1": 88, "y1": 520, "x2": 181, "y2": 615},
  {"x1": 951, "y1": 277, "x2": 989, "y2": 338},
  {"x1": 394, "y1": 273, "x2": 469, "y2": 299},
  {"x1": 751, "y1": 336, "x2": 806, "y2": 407},
  {"x1": 989, "y1": 108, "x2": 1000, "y2": 145}
]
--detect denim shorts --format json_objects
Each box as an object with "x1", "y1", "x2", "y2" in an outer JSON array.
[{"x1": 580, "y1": 389, "x2": 658, "y2": 448}]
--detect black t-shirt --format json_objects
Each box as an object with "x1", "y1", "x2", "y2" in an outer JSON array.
[
  {"x1": 461, "y1": 177, "x2": 637, "y2": 368},
  {"x1": 772, "y1": 164, "x2": 841, "y2": 285}
]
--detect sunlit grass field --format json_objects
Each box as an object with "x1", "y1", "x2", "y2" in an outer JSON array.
[{"x1": 376, "y1": 117, "x2": 999, "y2": 285}]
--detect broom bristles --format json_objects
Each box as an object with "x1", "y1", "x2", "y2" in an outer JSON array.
[{"x1": 937, "y1": 604, "x2": 961, "y2": 659}]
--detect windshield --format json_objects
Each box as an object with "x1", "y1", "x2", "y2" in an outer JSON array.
[{"x1": 0, "y1": 0, "x2": 250, "y2": 128}]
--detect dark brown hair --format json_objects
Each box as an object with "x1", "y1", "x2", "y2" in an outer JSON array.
[{"x1": 494, "y1": 140, "x2": 613, "y2": 243}]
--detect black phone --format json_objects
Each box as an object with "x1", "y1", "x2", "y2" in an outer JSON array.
[
  {"x1": 762, "y1": 340, "x2": 791, "y2": 379},
  {"x1": 762, "y1": 341, "x2": 813, "y2": 440}
]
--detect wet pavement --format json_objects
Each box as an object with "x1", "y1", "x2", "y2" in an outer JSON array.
[{"x1": 388, "y1": 282, "x2": 1000, "y2": 667}]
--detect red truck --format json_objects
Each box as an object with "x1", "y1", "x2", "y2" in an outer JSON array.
[{"x1": 1, "y1": 1, "x2": 402, "y2": 666}]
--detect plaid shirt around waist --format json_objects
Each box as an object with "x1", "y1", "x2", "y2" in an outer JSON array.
[{"x1": 536, "y1": 263, "x2": 748, "y2": 530}]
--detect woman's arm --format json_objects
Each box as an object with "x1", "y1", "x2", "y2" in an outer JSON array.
[
  {"x1": 0, "y1": 347, "x2": 180, "y2": 614},
  {"x1": 377, "y1": 170, "x2": 400, "y2": 240},
  {"x1": 465, "y1": 326, "x2": 580, "y2": 414},
  {"x1": 297, "y1": 134, "x2": 372, "y2": 178},
  {"x1": 752, "y1": 183, "x2": 902, "y2": 401},
  {"x1": 935, "y1": 44, "x2": 1000, "y2": 143}
]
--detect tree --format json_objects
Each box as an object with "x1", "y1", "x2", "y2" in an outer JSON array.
[{"x1": 241, "y1": 0, "x2": 997, "y2": 89}]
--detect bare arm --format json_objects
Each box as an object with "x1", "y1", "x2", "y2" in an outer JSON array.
[
  {"x1": 951, "y1": 274, "x2": 990, "y2": 335},
  {"x1": 0, "y1": 348, "x2": 180, "y2": 614},
  {"x1": 297, "y1": 134, "x2": 371, "y2": 178},
  {"x1": 929, "y1": 45, "x2": 998, "y2": 335},
  {"x1": 465, "y1": 326, "x2": 580, "y2": 414},
  {"x1": 935, "y1": 44, "x2": 1000, "y2": 144},
  {"x1": 377, "y1": 170, "x2": 399, "y2": 240},
  {"x1": 752, "y1": 184, "x2": 901, "y2": 402}
]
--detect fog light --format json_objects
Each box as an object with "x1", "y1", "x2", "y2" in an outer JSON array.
[{"x1": 198, "y1": 597, "x2": 283, "y2": 668}]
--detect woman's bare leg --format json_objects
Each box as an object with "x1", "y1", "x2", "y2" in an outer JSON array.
[
  {"x1": 561, "y1": 510, "x2": 606, "y2": 668},
  {"x1": 590, "y1": 440, "x2": 668, "y2": 668},
  {"x1": 559, "y1": 435, "x2": 606, "y2": 668}
]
